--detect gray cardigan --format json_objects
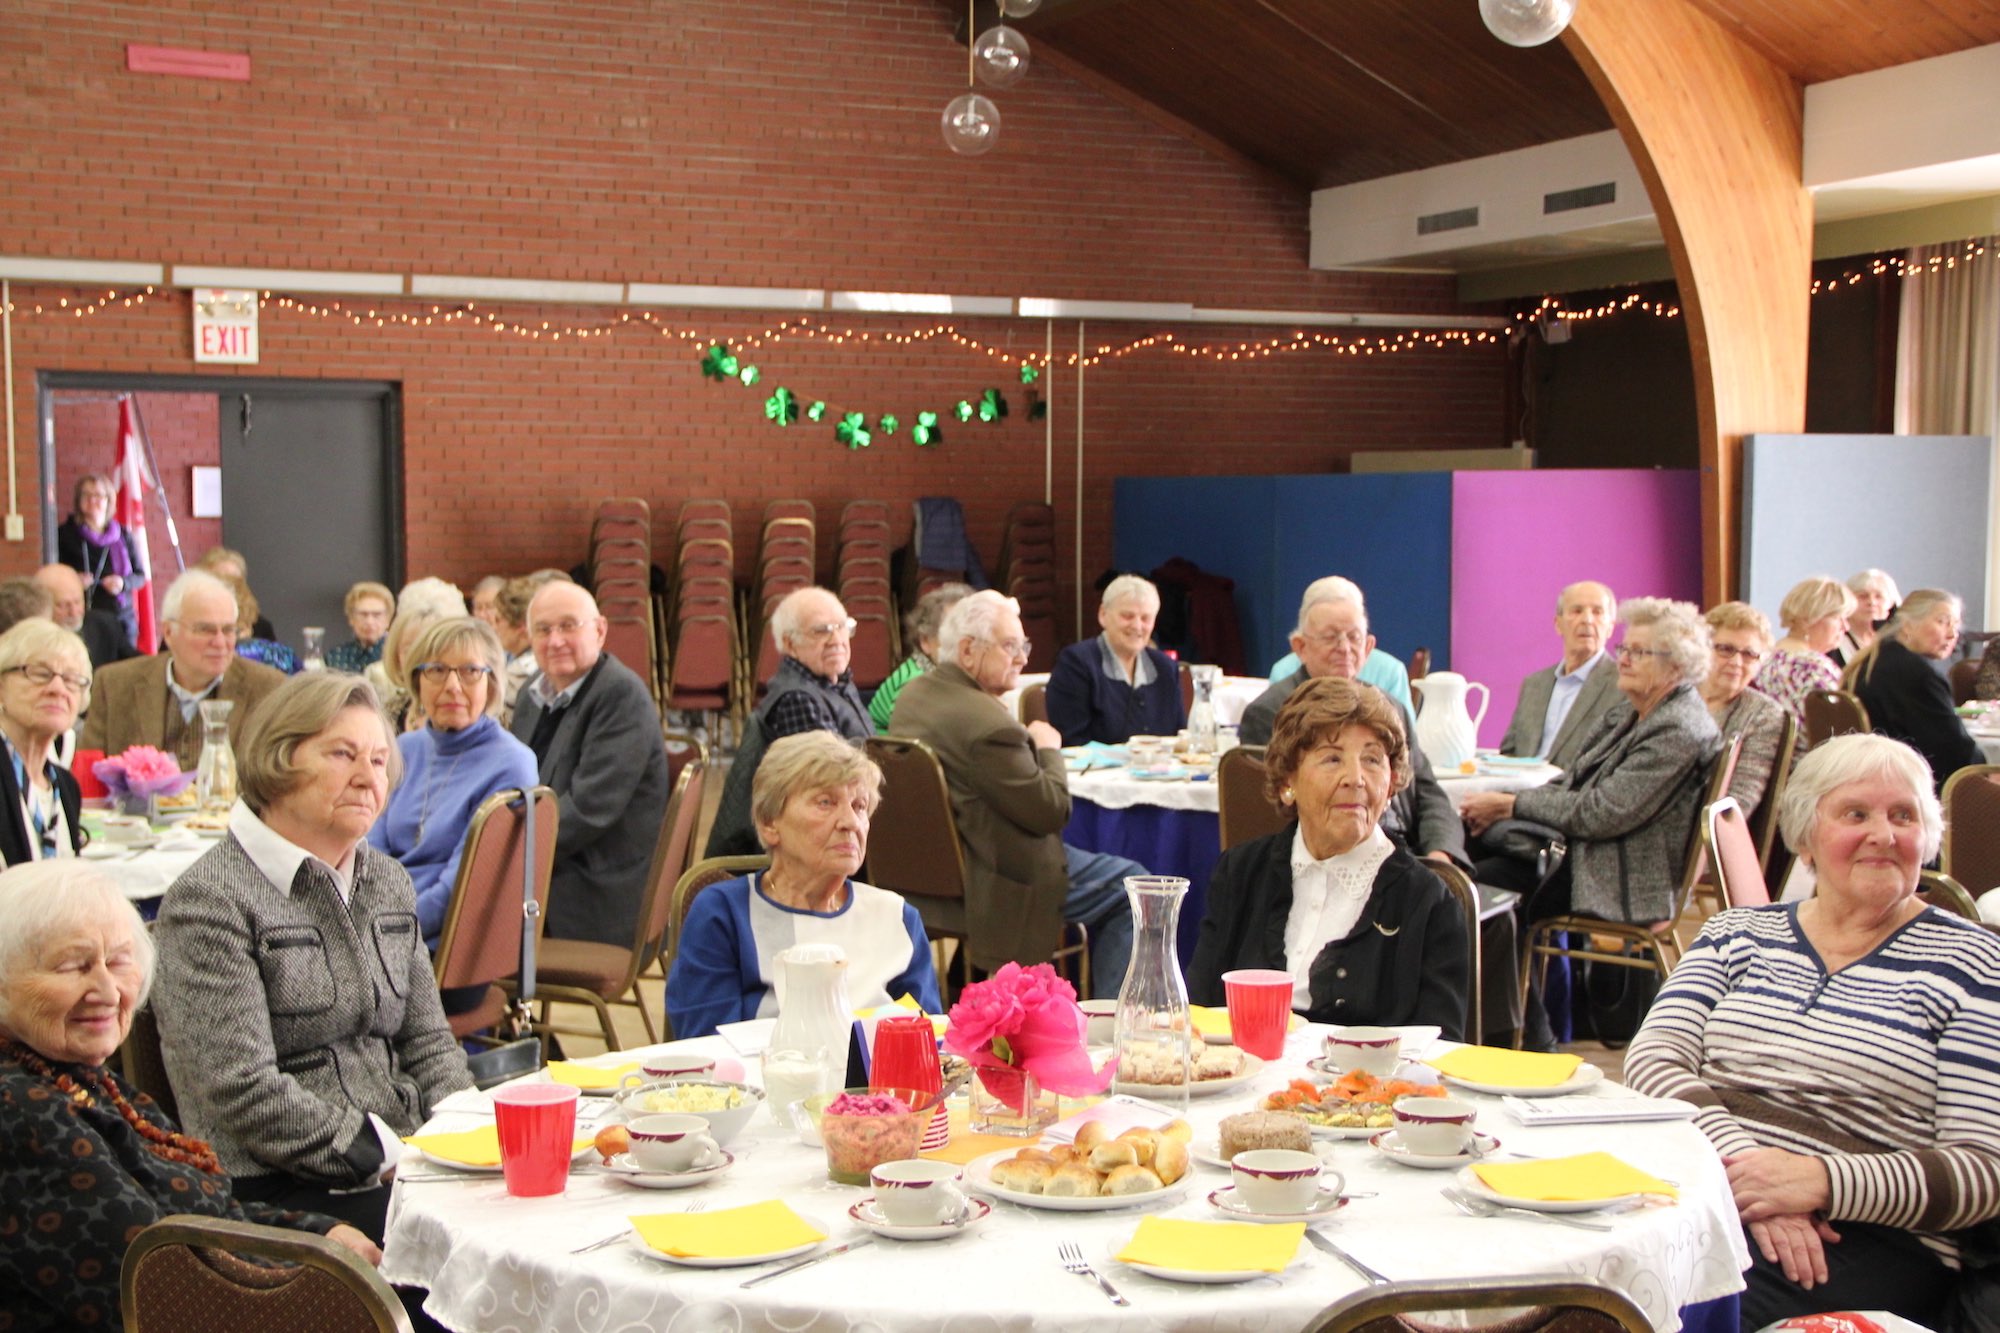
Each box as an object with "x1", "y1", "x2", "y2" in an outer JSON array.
[{"x1": 152, "y1": 835, "x2": 471, "y2": 1186}]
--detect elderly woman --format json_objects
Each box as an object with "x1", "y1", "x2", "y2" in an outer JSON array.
[
  {"x1": 325, "y1": 580, "x2": 395, "y2": 673},
  {"x1": 217, "y1": 572, "x2": 299, "y2": 674},
  {"x1": 197, "y1": 546, "x2": 277, "y2": 641},
  {"x1": 0, "y1": 863, "x2": 382, "y2": 1330},
  {"x1": 1187, "y1": 677, "x2": 1469, "y2": 1039},
  {"x1": 869, "y1": 582, "x2": 971, "y2": 732},
  {"x1": 469, "y1": 575, "x2": 506, "y2": 629},
  {"x1": 1846, "y1": 588, "x2": 1982, "y2": 792},
  {"x1": 1700, "y1": 602, "x2": 1789, "y2": 820},
  {"x1": 1046, "y1": 574, "x2": 1187, "y2": 746},
  {"x1": 0, "y1": 620, "x2": 91, "y2": 866},
  {"x1": 1750, "y1": 575, "x2": 1853, "y2": 742},
  {"x1": 1832, "y1": 568, "x2": 1900, "y2": 667},
  {"x1": 1464, "y1": 598, "x2": 1720, "y2": 1047},
  {"x1": 366, "y1": 577, "x2": 468, "y2": 731},
  {"x1": 667, "y1": 731, "x2": 940, "y2": 1039},
  {"x1": 1627, "y1": 735, "x2": 2000, "y2": 1328},
  {"x1": 151, "y1": 672, "x2": 471, "y2": 1240},
  {"x1": 366, "y1": 617, "x2": 538, "y2": 949},
  {"x1": 57, "y1": 473, "x2": 146, "y2": 645}
]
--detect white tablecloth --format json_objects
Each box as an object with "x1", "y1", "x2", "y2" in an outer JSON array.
[
  {"x1": 1000, "y1": 673, "x2": 1269, "y2": 728},
  {"x1": 1069, "y1": 767, "x2": 1218, "y2": 814},
  {"x1": 80, "y1": 840, "x2": 210, "y2": 903},
  {"x1": 1436, "y1": 761, "x2": 1563, "y2": 800},
  {"x1": 383, "y1": 1030, "x2": 1749, "y2": 1333},
  {"x1": 1975, "y1": 731, "x2": 2000, "y2": 765}
]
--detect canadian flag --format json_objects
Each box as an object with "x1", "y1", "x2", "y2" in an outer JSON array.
[{"x1": 112, "y1": 398, "x2": 158, "y2": 653}]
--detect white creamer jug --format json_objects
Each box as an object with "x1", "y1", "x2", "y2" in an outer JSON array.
[{"x1": 1411, "y1": 671, "x2": 1488, "y2": 773}]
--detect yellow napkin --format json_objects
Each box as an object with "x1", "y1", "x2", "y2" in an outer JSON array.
[
  {"x1": 1428, "y1": 1046, "x2": 1582, "y2": 1088},
  {"x1": 1116, "y1": 1217, "x2": 1304, "y2": 1273},
  {"x1": 546, "y1": 1060, "x2": 641, "y2": 1090},
  {"x1": 857, "y1": 993, "x2": 948, "y2": 1035},
  {"x1": 402, "y1": 1125, "x2": 594, "y2": 1168},
  {"x1": 1188, "y1": 1006, "x2": 1302, "y2": 1040},
  {"x1": 1471, "y1": 1152, "x2": 1678, "y2": 1203},
  {"x1": 630, "y1": 1201, "x2": 826, "y2": 1259}
]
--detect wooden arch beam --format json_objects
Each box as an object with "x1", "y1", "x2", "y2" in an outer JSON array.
[{"x1": 1562, "y1": 2, "x2": 1813, "y2": 605}]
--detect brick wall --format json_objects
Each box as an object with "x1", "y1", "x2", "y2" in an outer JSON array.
[{"x1": 1, "y1": 0, "x2": 1506, "y2": 633}]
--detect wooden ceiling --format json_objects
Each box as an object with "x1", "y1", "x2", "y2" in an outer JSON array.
[{"x1": 1004, "y1": 0, "x2": 2000, "y2": 192}]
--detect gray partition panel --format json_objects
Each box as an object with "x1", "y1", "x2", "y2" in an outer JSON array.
[{"x1": 1741, "y1": 433, "x2": 1991, "y2": 627}]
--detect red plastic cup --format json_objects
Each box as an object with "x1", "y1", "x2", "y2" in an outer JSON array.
[
  {"x1": 870, "y1": 1015, "x2": 943, "y2": 1097},
  {"x1": 72, "y1": 750, "x2": 108, "y2": 800},
  {"x1": 492, "y1": 1083, "x2": 580, "y2": 1197},
  {"x1": 1222, "y1": 968, "x2": 1293, "y2": 1060}
]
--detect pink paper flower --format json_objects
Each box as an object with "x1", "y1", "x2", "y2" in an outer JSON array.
[
  {"x1": 92, "y1": 746, "x2": 197, "y2": 801},
  {"x1": 117, "y1": 746, "x2": 181, "y2": 786},
  {"x1": 944, "y1": 962, "x2": 1110, "y2": 1106}
]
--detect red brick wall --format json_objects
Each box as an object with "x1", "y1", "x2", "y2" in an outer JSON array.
[{"x1": 1, "y1": 0, "x2": 1506, "y2": 635}]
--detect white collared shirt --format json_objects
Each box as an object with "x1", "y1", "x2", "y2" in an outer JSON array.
[
  {"x1": 1538, "y1": 649, "x2": 1607, "y2": 758},
  {"x1": 527, "y1": 668, "x2": 588, "y2": 712},
  {"x1": 1283, "y1": 824, "x2": 1394, "y2": 1009},
  {"x1": 165, "y1": 657, "x2": 225, "y2": 724},
  {"x1": 227, "y1": 799, "x2": 358, "y2": 904}
]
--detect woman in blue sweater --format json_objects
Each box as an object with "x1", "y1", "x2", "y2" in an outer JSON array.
[
  {"x1": 366, "y1": 617, "x2": 538, "y2": 952},
  {"x1": 1046, "y1": 574, "x2": 1184, "y2": 745}
]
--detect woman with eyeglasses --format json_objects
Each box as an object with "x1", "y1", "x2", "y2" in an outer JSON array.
[
  {"x1": 57, "y1": 474, "x2": 146, "y2": 647},
  {"x1": 365, "y1": 617, "x2": 537, "y2": 951},
  {"x1": 0, "y1": 620, "x2": 91, "y2": 867},
  {"x1": 1701, "y1": 602, "x2": 1789, "y2": 820}
]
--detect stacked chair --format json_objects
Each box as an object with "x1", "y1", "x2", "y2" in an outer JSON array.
[
  {"x1": 838, "y1": 500, "x2": 898, "y2": 691},
  {"x1": 587, "y1": 498, "x2": 660, "y2": 704},
  {"x1": 999, "y1": 501, "x2": 1058, "y2": 673},
  {"x1": 750, "y1": 500, "x2": 818, "y2": 698},
  {"x1": 666, "y1": 499, "x2": 739, "y2": 728}
]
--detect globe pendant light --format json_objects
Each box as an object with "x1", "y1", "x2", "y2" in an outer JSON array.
[
  {"x1": 942, "y1": 92, "x2": 1001, "y2": 156},
  {"x1": 974, "y1": 24, "x2": 1030, "y2": 88},
  {"x1": 997, "y1": 0, "x2": 1042, "y2": 15},
  {"x1": 1479, "y1": 0, "x2": 1577, "y2": 48}
]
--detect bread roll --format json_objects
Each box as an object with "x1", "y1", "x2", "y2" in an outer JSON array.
[
  {"x1": 990, "y1": 1157, "x2": 1052, "y2": 1194},
  {"x1": 1043, "y1": 1163, "x2": 1103, "y2": 1198},
  {"x1": 1161, "y1": 1119, "x2": 1194, "y2": 1145},
  {"x1": 1152, "y1": 1137, "x2": 1190, "y2": 1185},
  {"x1": 1102, "y1": 1164, "x2": 1164, "y2": 1196},
  {"x1": 1089, "y1": 1140, "x2": 1139, "y2": 1172},
  {"x1": 1047, "y1": 1144, "x2": 1081, "y2": 1165},
  {"x1": 1116, "y1": 1127, "x2": 1160, "y2": 1165},
  {"x1": 1072, "y1": 1120, "x2": 1112, "y2": 1152},
  {"x1": 1011, "y1": 1147, "x2": 1056, "y2": 1165}
]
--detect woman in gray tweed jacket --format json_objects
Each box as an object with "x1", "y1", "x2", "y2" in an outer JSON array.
[{"x1": 152, "y1": 672, "x2": 471, "y2": 1242}]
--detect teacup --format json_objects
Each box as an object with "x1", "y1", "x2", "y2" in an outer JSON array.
[
  {"x1": 1230, "y1": 1148, "x2": 1339, "y2": 1215},
  {"x1": 1391, "y1": 1095, "x2": 1478, "y2": 1157},
  {"x1": 626, "y1": 1113, "x2": 722, "y2": 1172},
  {"x1": 639, "y1": 1052, "x2": 718, "y2": 1082},
  {"x1": 1080, "y1": 999, "x2": 1118, "y2": 1046},
  {"x1": 1323, "y1": 1025, "x2": 1402, "y2": 1076},
  {"x1": 870, "y1": 1159, "x2": 966, "y2": 1227}
]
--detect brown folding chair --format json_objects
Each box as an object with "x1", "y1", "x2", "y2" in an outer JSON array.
[
  {"x1": 762, "y1": 516, "x2": 815, "y2": 551},
  {"x1": 667, "y1": 615, "x2": 735, "y2": 712},
  {"x1": 1802, "y1": 689, "x2": 1870, "y2": 749},
  {"x1": 1919, "y1": 869, "x2": 1981, "y2": 920},
  {"x1": 664, "y1": 855, "x2": 773, "y2": 993},
  {"x1": 678, "y1": 498, "x2": 729, "y2": 530},
  {"x1": 1943, "y1": 764, "x2": 2000, "y2": 895},
  {"x1": 1018, "y1": 681, "x2": 1049, "y2": 727},
  {"x1": 1022, "y1": 612, "x2": 1057, "y2": 673},
  {"x1": 596, "y1": 496, "x2": 650, "y2": 523},
  {"x1": 1952, "y1": 658, "x2": 1981, "y2": 707},
  {"x1": 590, "y1": 514, "x2": 649, "y2": 551},
  {"x1": 592, "y1": 535, "x2": 649, "y2": 569},
  {"x1": 1302, "y1": 1273, "x2": 1650, "y2": 1333},
  {"x1": 603, "y1": 616, "x2": 656, "y2": 701},
  {"x1": 1217, "y1": 744, "x2": 1286, "y2": 850},
  {"x1": 1425, "y1": 860, "x2": 1483, "y2": 1042},
  {"x1": 1409, "y1": 647, "x2": 1431, "y2": 683},
  {"x1": 850, "y1": 612, "x2": 896, "y2": 689},
  {"x1": 840, "y1": 555, "x2": 890, "y2": 588},
  {"x1": 764, "y1": 498, "x2": 815, "y2": 528},
  {"x1": 1746, "y1": 711, "x2": 1797, "y2": 878},
  {"x1": 1705, "y1": 797, "x2": 1769, "y2": 909},
  {"x1": 432, "y1": 786, "x2": 559, "y2": 1042},
  {"x1": 123, "y1": 1214, "x2": 412, "y2": 1333},
  {"x1": 840, "y1": 499, "x2": 890, "y2": 529},
  {"x1": 758, "y1": 554, "x2": 814, "y2": 591},
  {"x1": 119, "y1": 1006, "x2": 179, "y2": 1124}
]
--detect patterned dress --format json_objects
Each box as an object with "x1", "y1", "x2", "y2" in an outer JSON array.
[{"x1": 1750, "y1": 645, "x2": 1841, "y2": 755}]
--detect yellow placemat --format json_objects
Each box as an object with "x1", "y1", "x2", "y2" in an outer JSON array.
[
  {"x1": 1116, "y1": 1217, "x2": 1304, "y2": 1273},
  {"x1": 920, "y1": 1104, "x2": 1051, "y2": 1165},
  {"x1": 1188, "y1": 1005, "x2": 1303, "y2": 1041},
  {"x1": 546, "y1": 1060, "x2": 641, "y2": 1090},
  {"x1": 1428, "y1": 1046, "x2": 1582, "y2": 1088},
  {"x1": 1471, "y1": 1152, "x2": 1678, "y2": 1202},
  {"x1": 630, "y1": 1201, "x2": 826, "y2": 1258},
  {"x1": 402, "y1": 1125, "x2": 594, "y2": 1168}
]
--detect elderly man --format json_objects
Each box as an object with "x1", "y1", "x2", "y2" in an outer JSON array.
[
  {"x1": 79, "y1": 569, "x2": 285, "y2": 767},
  {"x1": 890, "y1": 590, "x2": 1142, "y2": 997},
  {"x1": 35, "y1": 562, "x2": 134, "y2": 668},
  {"x1": 0, "y1": 577, "x2": 52, "y2": 637},
  {"x1": 1497, "y1": 580, "x2": 1620, "y2": 769},
  {"x1": 1238, "y1": 577, "x2": 1467, "y2": 868},
  {"x1": 510, "y1": 579, "x2": 670, "y2": 946}
]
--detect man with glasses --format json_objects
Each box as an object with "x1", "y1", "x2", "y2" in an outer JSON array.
[
  {"x1": 1497, "y1": 581, "x2": 1621, "y2": 769},
  {"x1": 889, "y1": 589, "x2": 1143, "y2": 997},
  {"x1": 510, "y1": 579, "x2": 669, "y2": 945},
  {"x1": 79, "y1": 569, "x2": 285, "y2": 769}
]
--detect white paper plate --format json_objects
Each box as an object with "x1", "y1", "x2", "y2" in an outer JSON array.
[
  {"x1": 1112, "y1": 1240, "x2": 1294, "y2": 1284},
  {"x1": 1452, "y1": 1165, "x2": 1642, "y2": 1214},
  {"x1": 1370, "y1": 1130, "x2": 1500, "y2": 1170},
  {"x1": 1206, "y1": 1185, "x2": 1348, "y2": 1223},
  {"x1": 1439, "y1": 1062, "x2": 1605, "y2": 1098},
  {"x1": 1114, "y1": 1052, "x2": 1264, "y2": 1099},
  {"x1": 626, "y1": 1212, "x2": 828, "y2": 1268},
  {"x1": 416, "y1": 1142, "x2": 594, "y2": 1174},
  {"x1": 600, "y1": 1149, "x2": 735, "y2": 1189},
  {"x1": 964, "y1": 1149, "x2": 1193, "y2": 1211},
  {"x1": 847, "y1": 1196, "x2": 992, "y2": 1241}
]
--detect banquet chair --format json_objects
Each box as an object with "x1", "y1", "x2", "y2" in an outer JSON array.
[
  {"x1": 123, "y1": 1214, "x2": 411, "y2": 1333},
  {"x1": 592, "y1": 536, "x2": 649, "y2": 570},
  {"x1": 1801, "y1": 689, "x2": 1869, "y2": 749},
  {"x1": 667, "y1": 855, "x2": 772, "y2": 984},
  {"x1": 850, "y1": 611, "x2": 896, "y2": 689},
  {"x1": 1746, "y1": 712, "x2": 1797, "y2": 877},
  {"x1": 1179, "y1": 661, "x2": 1194, "y2": 715},
  {"x1": 1703, "y1": 797, "x2": 1768, "y2": 909},
  {"x1": 841, "y1": 498, "x2": 890, "y2": 529},
  {"x1": 119, "y1": 1005, "x2": 180, "y2": 1124},
  {"x1": 590, "y1": 514, "x2": 649, "y2": 551},
  {"x1": 678, "y1": 498, "x2": 730, "y2": 529},
  {"x1": 1218, "y1": 745, "x2": 1286, "y2": 851},
  {"x1": 667, "y1": 614, "x2": 736, "y2": 717},
  {"x1": 1942, "y1": 765, "x2": 2000, "y2": 894},
  {"x1": 1018, "y1": 682, "x2": 1049, "y2": 726},
  {"x1": 1951, "y1": 658, "x2": 1981, "y2": 707},
  {"x1": 432, "y1": 786, "x2": 558, "y2": 1042},
  {"x1": 1918, "y1": 869, "x2": 1980, "y2": 921},
  {"x1": 1301, "y1": 1273, "x2": 1650, "y2": 1333},
  {"x1": 1425, "y1": 860, "x2": 1484, "y2": 1041},
  {"x1": 764, "y1": 498, "x2": 815, "y2": 528},
  {"x1": 1408, "y1": 647, "x2": 1431, "y2": 683},
  {"x1": 595, "y1": 496, "x2": 650, "y2": 523}
]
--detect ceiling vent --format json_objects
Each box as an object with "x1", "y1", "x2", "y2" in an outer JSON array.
[
  {"x1": 1416, "y1": 206, "x2": 1480, "y2": 236},
  {"x1": 1543, "y1": 182, "x2": 1617, "y2": 214}
]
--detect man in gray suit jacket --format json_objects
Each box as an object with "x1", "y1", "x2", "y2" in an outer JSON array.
[
  {"x1": 1497, "y1": 581, "x2": 1621, "y2": 770},
  {"x1": 511, "y1": 580, "x2": 669, "y2": 946}
]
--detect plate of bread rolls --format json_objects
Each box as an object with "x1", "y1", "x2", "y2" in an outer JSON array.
[{"x1": 966, "y1": 1119, "x2": 1196, "y2": 1211}]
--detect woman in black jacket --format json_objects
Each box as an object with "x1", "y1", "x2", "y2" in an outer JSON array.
[
  {"x1": 1846, "y1": 587, "x2": 1982, "y2": 792},
  {"x1": 0, "y1": 619, "x2": 89, "y2": 867}
]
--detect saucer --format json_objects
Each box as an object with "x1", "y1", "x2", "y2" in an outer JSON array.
[
  {"x1": 847, "y1": 1196, "x2": 992, "y2": 1241},
  {"x1": 601, "y1": 1149, "x2": 735, "y2": 1189},
  {"x1": 1206, "y1": 1184, "x2": 1348, "y2": 1223},
  {"x1": 1370, "y1": 1130, "x2": 1501, "y2": 1169}
]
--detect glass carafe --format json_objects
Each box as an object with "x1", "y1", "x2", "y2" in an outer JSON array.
[
  {"x1": 1112, "y1": 875, "x2": 1192, "y2": 1113},
  {"x1": 300, "y1": 626, "x2": 326, "y2": 671},
  {"x1": 762, "y1": 943, "x2": 852, "y2": 1127},
  {"x1": 1185, "y1": 665, "x2": 1220, "y2": 756},
  {"x1": 195, "y1": 699, "x2": 237, "y2": 814}
]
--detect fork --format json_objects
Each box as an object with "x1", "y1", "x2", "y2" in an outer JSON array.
[
  {"x1": 1441, "y1": 1187, "x2": 1612, "y2": 1232},
  {"x1": 572, "y1": 1201, "x2": 705, "y2": 1254},
  {"x1": 1058, "y1": 1241, "x2": 1129, "y2": 1307}
]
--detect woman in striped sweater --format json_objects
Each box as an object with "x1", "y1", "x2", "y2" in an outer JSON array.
[{"x1": 1627, "y1": 734, "x2": 2000, "y2": 1330}]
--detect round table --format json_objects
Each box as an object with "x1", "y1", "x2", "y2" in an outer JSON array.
[
  {"x1": 78, "y1": 838, "x2": 211, "y2": 918},
  {"x1": 382, "y1": 1030, "x2": 1749, "y2": 1332}
]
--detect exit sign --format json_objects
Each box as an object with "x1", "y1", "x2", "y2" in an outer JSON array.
[{"x1": 192, "y1": 288, "x2": 259, "y2": 364}]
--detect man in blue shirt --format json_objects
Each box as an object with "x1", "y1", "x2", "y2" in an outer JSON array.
[{"x1": 1496, "y1": 580, "x2": 1620, "y2": 769}]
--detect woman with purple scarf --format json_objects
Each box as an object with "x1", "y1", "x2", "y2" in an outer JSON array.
[{"x1": 56, "y1": 474, "x2": 147, "y2": 646}]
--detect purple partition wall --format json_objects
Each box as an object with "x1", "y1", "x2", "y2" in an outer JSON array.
[{"x1": 1450, "y1": 470, "x2": 1703, "y2": 750}]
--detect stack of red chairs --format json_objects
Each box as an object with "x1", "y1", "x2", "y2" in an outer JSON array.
[
  {"x1": 666, "y1": 499, "x2": 738, "y2": 724},
  {"x1": 999, "y1": 501, "x2": 1058, "y2": 673},
  {"x1": 837, "y1": 501, "x2": 896, "y2": 690},
  {"x1": 588, "y1": 498, "x2": 660, "y2": 703},
  {"x1": 751, "y1": 500, "x2": 817, "y2": 697}
]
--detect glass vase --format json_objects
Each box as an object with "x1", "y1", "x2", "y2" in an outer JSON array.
[
  {"x1": 967, "y1": 1065, "x2": 1057, "y2": 1136},
  {"x1": 1113, "y1": 875, "x2": 1193, "y2": 1112}
]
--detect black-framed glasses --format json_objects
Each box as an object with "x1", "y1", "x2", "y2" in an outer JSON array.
[
  {"x1": 5, "y1": 663, "x2": 90, "y2": 693},
  {"x1": 415, "y1": 663, "x2": 495, "y2": 686}
]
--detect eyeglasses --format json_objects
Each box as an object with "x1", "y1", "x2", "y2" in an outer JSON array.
[
  {"x1": 984, "y1": 637, "x2": 1032, "y2": 659},
  {"x1": 529, "y1": 618, "x2": 594, "y2": 640},
  {"x1": 415, "y1": 663, "x2": 495, "y2": 686},
  {"x1": 1615, "y1": 644, "x2": 1671, "y2": 663},
  {"x1": 799, "y1": 619, "x2": 858, "y2": 641},
  {"x1": 1299, "y1": 629, "x2": 1368, "y2": 649},
  {"x1": 176, "y1": 621, "x2": 237, "y2": 640},
  {"x1": 1712, "y1": 644, "x2": 1764, "y2": 663},
  {"x1": 5, "y1": 664, "x2": 90, "y2": 693}
]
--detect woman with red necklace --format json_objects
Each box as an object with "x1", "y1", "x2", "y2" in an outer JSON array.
[{"x1": 0, "y1": 862, "x2": 380, "y2": 1331}]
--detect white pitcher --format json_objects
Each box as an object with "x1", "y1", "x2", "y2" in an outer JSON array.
[{"x1": 1411, "y1": 671, "x2": 1488, "y2": 773}]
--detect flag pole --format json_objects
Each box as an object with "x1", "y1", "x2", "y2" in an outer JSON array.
[{"x1": 123, "y1": 395, "x2": 185, "y2": 574}]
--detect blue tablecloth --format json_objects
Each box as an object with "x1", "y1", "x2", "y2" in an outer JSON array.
[{"x1": 1064, "y1": 797, "x2": 1220, "y2": 964}]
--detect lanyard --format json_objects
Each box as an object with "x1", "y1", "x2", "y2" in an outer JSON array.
[{"x1": 3, "y1": 737, "x2": 57, "y2": 859}]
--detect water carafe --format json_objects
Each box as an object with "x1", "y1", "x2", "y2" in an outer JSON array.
[
  {"x1": 1185, "y1": 665, "x2": 1220, "y2": 756},
  {"x1": 762, "y1": 943, "x2": 852, "y2": 1125},
  {"x1": 1411, "y1": 671, "x2": 1489, "y2": 772},
  {"x1": 300, "y1": 626, "x2": 326, "y2": 671},
  {"x1": 195, "y1": 699, "x2": 237, "y2": 814},
  {"x1": 1112, "y1": 875, "x2": 1192, "y2": 1112}
]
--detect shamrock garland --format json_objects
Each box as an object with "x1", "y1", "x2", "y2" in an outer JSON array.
[{"x1": 697, "y1": 341, "x2": 1030, "y2": 451}]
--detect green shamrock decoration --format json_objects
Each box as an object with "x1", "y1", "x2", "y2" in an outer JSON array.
[
  {"x1": 739, "y1": 364, "x2": 760, "y2": 387},
  {"x1": 953, "y1": 400, "x2": 974, "y2": 423},
  {"x1": 878, "y1": 414, "x2": 899, "y2": 435},
  {"x1": 699, "y1": 343, "x2": 739, "y2": 381},
  {"x1": 912, "y1": 411, "x2": 940, "y2": 447},
  {"x1": 764, "y1": 387, "x2": 798, "y2": 426},
  {"x1": 979, "y1": 389, "x2": 1008, "y2": 423},
  {"x1": 1019, "y1": 362, "x2": 1039, "y2": 385},
  {"x1": 807, "y1": 401, "x2": 827, "y2": 422},
  {"x1": 836, "y1": 412, "x2": 871, "y2": 450}
]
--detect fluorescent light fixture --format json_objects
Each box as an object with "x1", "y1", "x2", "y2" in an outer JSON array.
[
  {"x1": 0, "y1": 257, "x2": 165, "y2": 285},
  {"x1": 412, "y1": 274, "x2": 622, "y2": 304},
  {"x1": 1018, "y1": 298, "x2": 1196, "y2": 321},
  {"x1": 626, "y1": 283, "x2": 824, "y2": 311},
  {"x1": 173, "y1": 266, "x2": 402, "y2": 295},
  {"x1": 1189, "y1": 306, "x2": 1509, "y2": 330},
  {"x1": 829, "y1": 291, "x2": 1014, "y2": 316}
]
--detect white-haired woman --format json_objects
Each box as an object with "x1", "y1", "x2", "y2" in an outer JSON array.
[
  {"x1": 667, "y1": 731, "x2": 940, "y2": 1039},
  {"x1": 1833, "y1": 568, "x2": 1900, "y2": 667},
  {"x1": 1627, "y1": 734, "x2": 2000, "y2": 1329},
  {"x1": 868, "y1": 582, "x2": 970, "y2": 733},
  {"x1": 1046, "y1": 574, "x2": 1186, "y2": 745},
  {"x1": 1846, "y1": 589, "x2": 1981, "y2": 791},
  {"x1": 1463, "y1": 598, "x2": 1721, "y2": 1047},
  {"x1": 325, "y1": 580, "x2": 395, "y2": 674},
  {"x1": 1751, "y1": 575, "x2": 1854, "y2": 745},
  {"x1": 0, "y1": 620, "x2": 92, "y2": 866},
  {"x1": 0, "y1": 863, "x2": 381, "y2": 1330},
  {"x1": 365, "y1": 576, "x2": 468, "y2": 731}
]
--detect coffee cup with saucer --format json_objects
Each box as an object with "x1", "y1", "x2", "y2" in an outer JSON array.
[
  {"x1": 1370, "y1": 1128, "x2": 1502, "y2": 1169},
  {"x1": 848, "y1": 1195, "x2": 993, "y2": 1241}
]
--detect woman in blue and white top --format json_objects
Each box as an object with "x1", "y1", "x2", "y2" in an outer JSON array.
[
  {"x1": 667, "y1": 731, "x2": 940, "y2": 1039},
  {"x1": 1627, "y1": 733, "x2": 2000, "y2": 1331}
]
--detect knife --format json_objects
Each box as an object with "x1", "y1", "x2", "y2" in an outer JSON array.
[
  {"x1": 739, "y1": 1236, "x2": 875, "y2": 1288},
  {"x1": 1306, "y1": 1230, "x2": 1389, "y2": 1285}
]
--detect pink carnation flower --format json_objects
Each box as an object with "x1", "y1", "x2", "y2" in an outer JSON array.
[
  {"x1": 117, "y1": 746, "x2": 182, "y2": 786},
  {"x1": 944, "y1": 962, "x2": 1109, "y2": 1105}
]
